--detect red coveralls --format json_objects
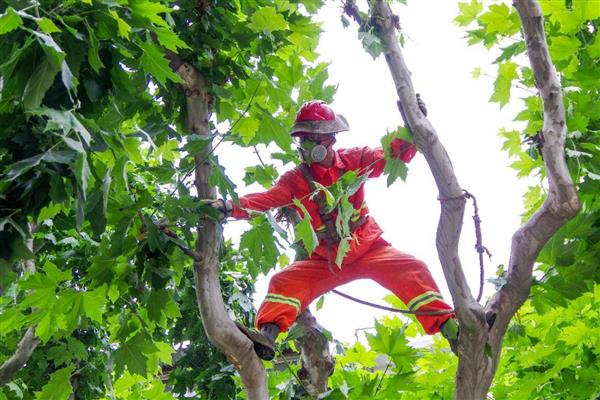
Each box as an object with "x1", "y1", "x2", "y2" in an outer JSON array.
[{"x1": 231, "y1": 145, "x2": 453, "y2": 335}]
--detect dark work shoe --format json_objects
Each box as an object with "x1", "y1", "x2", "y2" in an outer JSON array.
[
  {"x1": 440, "y1": 318, "x2": 459, "y2": 355},
  {"x1": 235, "y1": 322, "x2": 277, "y2": 361}
]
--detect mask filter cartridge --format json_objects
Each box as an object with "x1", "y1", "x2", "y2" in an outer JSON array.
[{"x1": 310, "y1": 144, "x2": 327, "y2": 163}]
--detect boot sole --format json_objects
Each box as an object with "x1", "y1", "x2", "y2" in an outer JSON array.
[{"x1": 235, "y1": 322, "x2": 276, "y2": 361}]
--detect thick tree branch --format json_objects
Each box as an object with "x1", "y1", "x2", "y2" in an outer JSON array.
[
  {"x1": 487, "y1": 0, "x2": 580, "y2": 346},
  {"x1": 372, "y1": 0, "x2": 482, "y2": 330},
  {"x1": 0, "y1": 236, "x2": 39, "y2": 385},
  {"x1": 295, "y1": 306, "x2": 334, "y2": 395},
  {"x1": 168, "y1": 54, "x2": 268, "y2": 399},
  {"x1": 0, "y1": 327, "x2": 38, "y2": 386}
]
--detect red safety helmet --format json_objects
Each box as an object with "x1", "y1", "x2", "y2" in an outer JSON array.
[{"x1": 291, "y1": 100, "x2": 349, "y2": 137}]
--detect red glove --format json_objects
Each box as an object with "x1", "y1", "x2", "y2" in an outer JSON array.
[{"x1": 390, "y1": 138, "x2": 417, "y2": 163}]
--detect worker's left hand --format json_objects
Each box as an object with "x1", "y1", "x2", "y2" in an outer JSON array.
[{"x1": 416, "y1": 93, "x2": 427, "y2": 116}]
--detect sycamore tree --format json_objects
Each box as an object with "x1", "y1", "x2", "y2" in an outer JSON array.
[{"x1": 0, "y1": 0, "x2": 597, "y2": 399}]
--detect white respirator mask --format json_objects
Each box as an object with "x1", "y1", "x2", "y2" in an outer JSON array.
[{"x1": 298, "y1": 137, "x2": 333, "y2": 164}]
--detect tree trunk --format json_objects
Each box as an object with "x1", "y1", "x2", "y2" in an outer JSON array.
[{"x1": 166, "y1": 55, "x2": 268, "y2": 399}]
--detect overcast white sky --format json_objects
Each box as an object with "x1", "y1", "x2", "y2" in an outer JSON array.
[{"x1": 218, "y1": 0, "x2": 533, "y2": 343}]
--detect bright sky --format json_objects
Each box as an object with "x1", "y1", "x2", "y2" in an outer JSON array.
[{"x1": 218, "y1": 0, "x2": 531, "y2": 344}]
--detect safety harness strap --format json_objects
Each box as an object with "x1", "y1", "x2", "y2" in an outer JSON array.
[{"x1": 298, "y1": 163, "x2": 367, "y2": 243}]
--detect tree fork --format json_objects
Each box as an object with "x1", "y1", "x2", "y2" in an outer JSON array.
[
  {"x1": 369, "y1": 0, "x2": 579, "y2": 398},
  {"x1": 166, "y1": 52, "x2": 268, "y2": 399}
]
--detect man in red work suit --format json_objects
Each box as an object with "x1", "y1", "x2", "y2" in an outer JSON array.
[{"x1": 215, "y1": 101, "x2": 457, "y2": 360}]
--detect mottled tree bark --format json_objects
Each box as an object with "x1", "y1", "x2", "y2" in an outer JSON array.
[
  {"x1": 295, "y1": 310, "x2": 334, "y2": 396},
  {"x1": 371, "y1": 0, "x2": 579, "y2": 398}
]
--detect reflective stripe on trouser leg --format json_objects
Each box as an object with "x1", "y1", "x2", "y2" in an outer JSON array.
[
  {"x1": 264, "y1": 293, "x2": 301, "y2": 314},
  {"x1": 346, "y1": 239, "x2": 454, "y2": 335},
  {"x1": 406, "y1": 290, "x2": 445, "y2": 311},
  {"x1": 256, "y1": 256, "x2": 350, "y2": 332}
]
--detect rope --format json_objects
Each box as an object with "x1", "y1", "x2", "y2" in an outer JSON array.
[
  {"x1": 331, "y1": 289, "x2": 454, "y2": 315},
  {"x1": 438, "y1": 189, "x2": 491, "y2": 302}
]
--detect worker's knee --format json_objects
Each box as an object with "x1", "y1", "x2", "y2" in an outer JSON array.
[{"x1": 267, "y1": 269, "x2": 291, "y2": 292}]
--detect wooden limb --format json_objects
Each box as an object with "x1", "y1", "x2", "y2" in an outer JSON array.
[
  {"x1": 486, "y1": 0, "x2": 580, "y2": 358},
  {"x1": 294, "y1": 310, "x2": 334, "y2": 396},
  {"x1": 0, "y1": 235, "x2": 39, "y2": 385},
  {"x1": 0, "y1": 326, "x2": 39, "y2": 385},
  {"x1": 171, "y1": 58, "x2": 267, "y2": 399},
  {"x1": 372, "y1": 0, "x2": 482, "y2": 331}
]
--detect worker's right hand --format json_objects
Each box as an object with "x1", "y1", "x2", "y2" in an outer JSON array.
[{"x1": 210, "y1": 199, "x2": 232, "y2": 217}]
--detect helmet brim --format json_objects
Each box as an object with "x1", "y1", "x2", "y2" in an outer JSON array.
[{"x1": 291, "y1": 114, "x2": 349, "y2": 136}]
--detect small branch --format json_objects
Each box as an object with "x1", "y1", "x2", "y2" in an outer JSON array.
[
  {"x1": 0, "y1": 326, "x2": 39, "y2": 385},
  {"x1": 159, "y1": 226, "x2": 202, "y2": 261}
]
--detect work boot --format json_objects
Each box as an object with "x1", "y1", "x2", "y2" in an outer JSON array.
[
  {"x1": 440, "y1": 318, "x2": 459, "y2": 355},
  {"x1": 234, "y1": 322, "x2": 279, "y2": 361}
]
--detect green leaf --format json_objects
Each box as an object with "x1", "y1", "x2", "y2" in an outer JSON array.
[
  {"x1": 285, "y1": 324, "x2": 305, "y2": 341},
  {"x1": 316, "y1": 296, "x2": 325, "y2": 311},
  {"x1": 130, "y1": 0, "x2": 172, "y2": 28},
  {"x1": 234, "y1": 117, "x2": 259, "y2": 144},
  {"x1": 154, "y1": 27, "x2": 190, "y2": 52},
  {"x1": 381, "y1": 129, "x2": 410, "y2": 186},
  {"x1": 0, "y1": 7, "x2": 23, "y2": 35},
  {"x1": 32, "y1": 31, "x2": 65, "y2": 65},
  {"x1": 479, "y1": 3, "x2": 520, "y2": 35},
  {"x1": 82, "y1": 286, "x2": 107, "y2": 323},
  {"x1": 147, "y1": 289, "x2": 169, "y2": 322},
  {"x1": 138, "y1": 41, "x2": 184, "y2": 87},
  {"x1": 239, "y1": 219, "x2": 279, "y2": 277},
  {"x1": 549, "y1": 35, "x2": 581, "y2": 62},
  {"x1": 490, "y1": 61, "x2": 518, "y2": 108},
  {"x1": 359, "y1": 29, "x2": 384, "y2": 59},
  {"x1": 248, "y1": 7, "x2": 288, "y2": 33},
  {"x1": 292, "y1": 198, "x2": 318, "y2": 256},
  {"x1": 335, "y1": 237, "x2": 350, "y2": 267},
  {"x1": 454, "y1": 0, "x2": 483, "y2": 26},
  {"x1": 74, "y1": 154, "x2": 90, "y2": 197},
  {"x1": 37, "y1": 203, "x2": 62, "y2": 222},
  {"x1": 209, "y1": 160, "x2": 238, "y2": 202},
  {"x1": 85, "y1": 21, "x2": 103, "y2": 73},
  {"x1": 4, "y1": 153, "x2": 45, "y2": 181},
  {"x1": 37, "y1": 17, "x2": 61, "y2": 34},
  {"x1": 34, "y1": 366, "x2": 74, "y2": 400},
  {"x1": 113, "y1": 333, "x2": 159, "y2": 377},
  {"x1": 22, "y1": 55, "x2": 61, "y2": 110},
  {"x1": 109, "y1": 10, "x2": 131, "y2": 39},
  {"x1": 43, "y1": 261, "x2": 72, "y2": 283}
]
